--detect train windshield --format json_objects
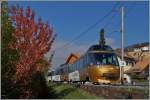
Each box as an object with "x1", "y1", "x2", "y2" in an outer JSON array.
[{"x1": 90, "y1": 53, "x2": 119, "y2": 66}]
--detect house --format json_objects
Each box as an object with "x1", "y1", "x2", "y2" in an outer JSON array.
[
  {"x1": 64, "y1": 53, "x2": 80, "y2": 64},
  {"x1": 125, "y1": 55, "x2": 149, "y2": 79},
  {"x1": 115, "y1": 42, "x2": 149, "y2": 75},
  {"x1": 125, "y1": 42, "x2": 149, "y2": 52},
  {"x1": 115, "y1": 49, "x2": 136, "y2": 72}
]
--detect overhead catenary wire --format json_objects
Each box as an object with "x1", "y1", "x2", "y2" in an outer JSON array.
[
  {"x1": 53, "y1": 2, "x2": 136, "y2": 53},
  {"x1": 74, "y1": 2, "x2": 137, "y2": 53},
  {"x1": 53, "y1": 2, "x2": 121, "y2": 52},
  {"x1": 103, "y1": 2, "x2": 124, "y2": 29},
  {"x1": 50, "y1": 2, "x2": 138, "y2": 69},
  {"x1": 106, "y1": 2, "x2": 137, "y2": 37}
]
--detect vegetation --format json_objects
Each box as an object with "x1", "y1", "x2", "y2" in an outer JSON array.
[
  {"x1": 47, "y1": 83, "x2": 102, "y2": 99},
  {"x1": 1, "y1": 1, "x2": 19, "y2": 98},
  {"x1": 1, "y1": 1, "x2": 55, "y2": 98}
]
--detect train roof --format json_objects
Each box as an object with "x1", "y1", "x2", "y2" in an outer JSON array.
[{"x1": 87, "y1": 44, "x2": 114, "y2": 52}]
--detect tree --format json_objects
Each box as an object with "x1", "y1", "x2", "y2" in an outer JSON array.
[
  {"x1": 9, "y1": 5, "x2": 55, "y2": 98},
  {"x1": 1, "y1": 1, "x2": 19, "y2": 98}
]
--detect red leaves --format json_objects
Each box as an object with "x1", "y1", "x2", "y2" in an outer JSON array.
[
  {"x1": 9, "y1": 6, "x2": 54, "y2": 85},
  {"x1": 26, "y1": 6, "x2": 30, "y2": 18}
]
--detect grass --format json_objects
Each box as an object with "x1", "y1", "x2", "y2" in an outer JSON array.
[
  {"x1": 47, "y1": 82, "x2": 149, "y2": 99},
  {"x1": 47, "y1": 83, "x2": 104, "y2": 99}
]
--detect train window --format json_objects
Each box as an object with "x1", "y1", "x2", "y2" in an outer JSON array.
[
  {"x1": 60, "y1": 68, "x2": 63, "y2": 75},
  {"x1": 66, "y1": 66, "x2": 68, "y2": 73},
  {"x1": 78, "y1": 60, "x2": 80, "y2": 70},
  {"x1": 90, "y1": 53, "x2": 119, "y2": 66},
  {"x1": 78, "y1": 59, "x2": 80, "y2": 69},
  {"x1": 71, "y1": 64, "x2": 74, "y2": 72},
  {"x1": 69, "y1": 64, "x2": 71, "y2": 72},
  {"x1": 71, "y1": 64, "x2": 73, "y2": 72},
  {"x1": 62, "y1": 68, "x2": 65, "y2": 75},
  {"x1": 102, "y1": 58, "x2": 106, "y2": 64},
  {"x1": 83, "y1": 56, "x2": 86, "y2": 67},
  {"x1": 78, "y1": 59, "x2": 81, "y2": 70},
  {"x1": 77, "y1": 61, "x2": 79, "y2": 70},
  {"x1": 85, "y1": 54, "x2": 88, "y2": 66},
  {"x1": 82, "y1": 57, "x2": 84, "y2": 67},
  {"x1": 48, "y1": 72, "x2": 51, "y2": 76},
  {"x1": 73, "y1": 62, "x2": 77, "y2": 71},
  {"x1": 83, "y1": 56, "x2": 85, "y2": 67},
  {"x1": 74, "y1": 63, "x2": 76, "y2": 70},
  {"x1": 85, "y1": 55, "x2": 87, "y2": 66},
  {"x1": 55, "y1": 70, "x2": 57, "y2": 75},
  {"x1": 76, "y1": 61, "x2": 78, "y2": 70},
  {"x1": 57, "y1": 69, "x2": 59, "y2": 75},
  {"x1": 79, "y1": 59, "x2": 81, "y2": 69},
  {"x1": 72, "y1": 64, "x2": 74, "y2": 71},
  {"x1": 86, "y1": 54, "x2": 89, "y2": 66},
  {"x1": 68, "y1": 65, "x2": 70, "y2": 72},
  {"x1": 52, "y1": 71, "x2": 54, "y2": 76},
  {"x1": 73, "y1": 63, "x2": 75, "y2": 71},
  {"x1": 80, "y1": 57, "x2": 83, "y2": 69}
]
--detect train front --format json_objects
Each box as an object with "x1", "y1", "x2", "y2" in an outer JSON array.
[{"x1": 88, "y1": 46, "x2": 120, "y2": 84}]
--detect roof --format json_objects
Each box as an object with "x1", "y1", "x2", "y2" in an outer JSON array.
[
  {"x1": 88, "y1": 44, "x2": 113, "y2": 52},
  {"x1": 115, "y1": 51, "x2": 135, "y2": 61},
  {"x1": 115, "y1": 42, "x2": 149, "y2": 52},
  {"x1": 64, "y1": 53, "x2": 80, "y2": 64},
  {"x1": 125, "y1": 42, "x2": 149, "y2": 51}
]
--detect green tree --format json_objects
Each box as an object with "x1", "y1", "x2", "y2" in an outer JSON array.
[{"x1": 1, "y1": 1, "x2": 19, "y2": 98}]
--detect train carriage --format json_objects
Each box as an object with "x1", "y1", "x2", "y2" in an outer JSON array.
[
  {"x1": 48, "y1": 29, "x2": 127, "y2": 84},
  {"x1": 49, "y1": 45, "x2": 121, "y2": 84}
]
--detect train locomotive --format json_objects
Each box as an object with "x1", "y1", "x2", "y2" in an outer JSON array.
[{"x1": 48, "y1": 29, "x2": 122, "y2": 84}]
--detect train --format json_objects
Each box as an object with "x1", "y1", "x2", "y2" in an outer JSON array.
[{"x1": 47, "y1": 29, "x2": 131, "y2": 84}]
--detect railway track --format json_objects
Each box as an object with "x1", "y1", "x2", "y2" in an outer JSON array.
[{"x1": 61, "y1": 82, "x2": 149, "y2": 90}]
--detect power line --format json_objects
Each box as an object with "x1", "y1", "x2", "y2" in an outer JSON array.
[
  {"x1": 50, "y1": 2, "x2": 138, "y2": 68},
  {"x1": 53, "y1": 2, "x2": 138, "y2": 52},
  {"x1": 53, "y1": 2, "x2": 121, "y2": 51},
  {"x1": 103, "y1": 2, "x2": 124, "y2": 29},
  {"x1": 106, "y1": 2, "x2": 137, "y2": 37},
  {"x1": 75, "y1": 30, "x2": 119, "y2": 52}
]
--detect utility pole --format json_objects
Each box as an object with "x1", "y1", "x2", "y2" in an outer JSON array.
[{"x1": 120, "y1": 6, "x2": 124, "y2": 84}]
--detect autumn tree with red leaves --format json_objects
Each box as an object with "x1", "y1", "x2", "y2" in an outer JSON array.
[{"x1": 9, "y1": 6, "x2": 55, "y2": 98}]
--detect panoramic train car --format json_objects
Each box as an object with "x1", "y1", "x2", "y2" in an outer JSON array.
[
  {"x1": 81, "y1": 45, "x2": 120, "y2": 84},
  {"x1": 49, "y1": 29, "x2": 122, "y2": 84},
  {"x1": 49, "y1": 44, "x2": 121, "y2": 84}
]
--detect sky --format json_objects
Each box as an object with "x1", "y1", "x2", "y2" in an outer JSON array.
[{"x1": 8, "y1": 1, "x2": 149, "y2": 69}]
